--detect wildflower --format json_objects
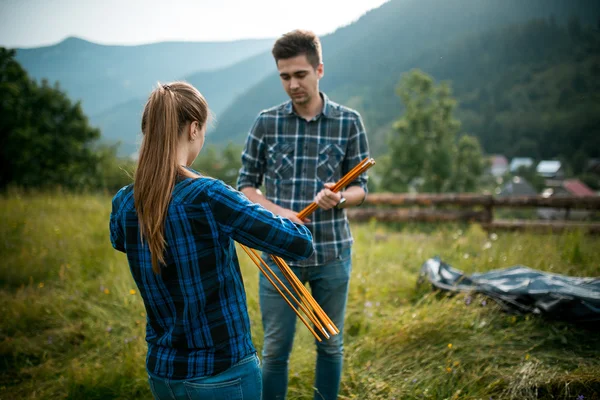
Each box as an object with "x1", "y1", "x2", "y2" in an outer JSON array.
[
  {"x1": 106, "y1": 326, "x2": 112, "y2": 333},
  {"x1": 448, "y1": 343, "x2": 453, "y2": 349},
  {"x1": 364, "y1": 301, "x2": 373, "y2": 308},
  {"x1": 463, "y1": 253, "x2": 469, "y2": 259},
  {"x1": 104, "y1": 288, "x2": 110, "y2": 295},
  {"x1": 577, "y1": 396, "x2": 584, "y2": 400},
  {"x1": 465, "y1": 296, "x2": 472, "y2": 306},
  {"x1": 510, "y1": 316, "x2": 517, "y2": 323},
  {"x1": 525, "y1": 354, "x2": 530, "y2": 360},
  {"x1": 453, "y1": 361, "x2": 460, "y2": 367},
  {"x1": 483, "y1": 241, "x2": 492, "y2": 250},
  {"x1": 47, "y1": 336, "x2": 53, "y2": 345},
  {"x1": 124, "y1": 335, "x2": 138, "y2": 344},
  {"x1": 490, "y1": 233, "x2": 498, "y2": 241},
  {"x1": 412, "y1": 379, "x2": 417, "y2": 384},
  {"x1": 481, "y1": 300, "x2": 487, "y2": 307},
  {"x1": 38, "y1": 282, "x2": 44, "y2": 288},
  {"x1": 446, "y1": 367, "x2": 452, "y2": 373},
  {"x1": 129, "y1": 289, "x2": 136, "y2": 295}
]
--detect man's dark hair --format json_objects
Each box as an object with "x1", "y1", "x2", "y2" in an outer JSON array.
[{"x1": 272, "y1": 29, "x2": 322, "y2": 69}]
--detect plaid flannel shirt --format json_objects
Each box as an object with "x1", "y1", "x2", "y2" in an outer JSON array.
[
  {"x1": 110, "y1": 176, "x2": 314, "y2": 379},
  {"x1": 237, "y1": 92, "x2": 370, "y2": 267}
]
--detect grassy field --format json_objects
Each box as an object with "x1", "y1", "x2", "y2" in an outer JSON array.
[{"x1": 1, "y1": 191, "x2": 599, "y2": 400}]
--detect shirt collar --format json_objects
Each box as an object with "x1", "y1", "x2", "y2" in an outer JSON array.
[{"x1": 284, "y1": 92, "x2": 334, "y2": 119}]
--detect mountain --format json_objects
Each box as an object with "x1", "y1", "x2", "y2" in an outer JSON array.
[
  {"x1": 209, "y1": 0, "x2": 600, "y2": 160},
  {"x1": 14, "y1": 36, "x2": 273, "y2": 116},
  {"x1": 418, "y1": 18, "x2": 600, "y2": 163},
  {"x1": 90, "y1": 51, "x2": 277, "y2": 156}
]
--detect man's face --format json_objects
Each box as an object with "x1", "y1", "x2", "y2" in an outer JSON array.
[{"x1": 277, "y1": 54, "x2": 323, "y2": 106}]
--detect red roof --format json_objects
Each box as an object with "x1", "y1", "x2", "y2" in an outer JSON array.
[
  {"x1": 490, "y1": 155, "x2": 508, "y2": 167},
  {"x1": 562, "y1": 179, "x2": 596, "y2": 196}
]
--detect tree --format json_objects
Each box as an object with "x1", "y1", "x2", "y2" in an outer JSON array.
[
  {"x1": 450, "y1": 135, "x2": 485, "y2": 192},
  {"x1": 191, "y1": 142, "x2": 242, "y2": 187},
  {"x1": 94, "y1": 143, "x2": 136, "y2": 193},
  {"x1": 0, "y1": 47, "x2": 102, "y2": 190},
  {"x1": 567, "y1": 15, "x2": 582, "y2": 39},
  {"x1": 381, "y1": 69, "x2": 484, "y2": 193}
]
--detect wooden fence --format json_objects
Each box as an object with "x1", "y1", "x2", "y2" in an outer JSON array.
[{"x1": 345, "y1": 194, "x2": 600, "y2": 233}]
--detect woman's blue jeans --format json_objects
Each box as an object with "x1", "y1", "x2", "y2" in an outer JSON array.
[
  {"x1": 147, "y1": 353, "x2": 261, "y2": 400},
  {"x1": 259, "y1": 248, "x2": 352, "y2": 400}
]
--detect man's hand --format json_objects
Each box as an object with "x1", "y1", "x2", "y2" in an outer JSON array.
[
  {"x1": 278, "y1": 207, "x2": 310, "y2": 225},
  {"x1": 314, "y1": 183, "x2": 341, "y2": 211}
]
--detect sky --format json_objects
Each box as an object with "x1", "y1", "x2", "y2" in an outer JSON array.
[{"x1": 0, "y1": 0, "x2": 389, "y2": 48}]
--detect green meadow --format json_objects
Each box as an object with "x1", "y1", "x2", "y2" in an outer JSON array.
[{"x1": 1, "y1": 192, "x2": 598, "y2": 399}]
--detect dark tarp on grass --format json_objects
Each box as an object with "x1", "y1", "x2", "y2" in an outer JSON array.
[{"x1": 419, "y1": 257, "x2": 600, "y2": 325}]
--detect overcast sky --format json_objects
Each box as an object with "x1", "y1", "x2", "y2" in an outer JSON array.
[{"x1": 0, "y1": 0, "x2": 389, "y2": 48}]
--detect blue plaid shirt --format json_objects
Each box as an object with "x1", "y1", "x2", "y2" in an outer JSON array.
[
  {"x1": 237, "y1": 92, "x2": 370, "y2": 266},
  {"x1": 109, "y1": 176, "x2": 314, "y2": 379}
]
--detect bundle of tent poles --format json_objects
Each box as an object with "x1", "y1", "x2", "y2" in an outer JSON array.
[{"x1": 240, "y1": 157, "x2": 376, "y2": 341}]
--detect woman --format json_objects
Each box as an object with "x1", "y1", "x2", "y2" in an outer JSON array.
[{"x1": 109, "y1": 82, "x2": 314, "y2": 400}]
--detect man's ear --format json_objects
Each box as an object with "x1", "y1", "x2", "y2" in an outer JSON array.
[{"x1": 317, "y1": 63, "x2": 324, "y2": 79}]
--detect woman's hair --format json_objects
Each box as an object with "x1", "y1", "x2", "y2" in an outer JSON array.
[{"x1": 134, "y1": 82, "x2": 209, "y2": 274}]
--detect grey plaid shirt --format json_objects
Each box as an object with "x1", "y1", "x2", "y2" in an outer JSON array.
[{"x1": 237, "y1": 92, "x2": 370, "y2": 267}]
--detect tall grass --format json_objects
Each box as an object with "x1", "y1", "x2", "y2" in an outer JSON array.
[{"x1": 1, "y1": 192, "x2": 598, "y2": 399}]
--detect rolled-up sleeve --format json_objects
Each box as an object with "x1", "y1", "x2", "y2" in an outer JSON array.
[
  {"x1": 343, "y1": 112, "x2": 370, "y2": 193},
  {"x1": 237, "y1": 114, "x2": 266, "y2": 191}
]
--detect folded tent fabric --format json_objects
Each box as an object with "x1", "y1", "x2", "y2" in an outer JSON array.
[{"x1": 420, "y1": 257, "x2": 600, "y2": 325}]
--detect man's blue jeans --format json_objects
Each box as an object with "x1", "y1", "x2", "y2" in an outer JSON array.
[
  {"x1": 259, "y1": 247, "x2": 352, "y2": 400},
  {"x1": 147, "y1": 353, "x2": 261, "y2": 400}
]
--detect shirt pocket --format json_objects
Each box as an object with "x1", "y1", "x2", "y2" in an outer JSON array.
[
  {"x1": 317, "y1": 143, "x2": 345, "y2": 182},
  {"x1": 267, "y1": 142, "x2": 295, "y2": 180}
]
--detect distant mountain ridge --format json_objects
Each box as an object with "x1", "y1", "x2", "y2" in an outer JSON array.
[
  {"x1": 211, "y1": 0, "x2": 600, "y2": 157},
  {"x1": 12, "y1": 0, "x2": 600, "y2": 163},
  {"x1": 90, "y1": 51, "x2": 277, "y2": 155},
  {"x1": 15, "y1": 36, "x2": 273, "y2": 116}
]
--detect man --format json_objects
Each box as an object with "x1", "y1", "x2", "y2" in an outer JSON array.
[{"x1": 237, "y1": 29, "x2": 370, "y2": 400}]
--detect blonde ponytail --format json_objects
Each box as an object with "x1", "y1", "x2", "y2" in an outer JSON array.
[{"x1": 134, "y1": 83, "x2": 209, "y2": 273}]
